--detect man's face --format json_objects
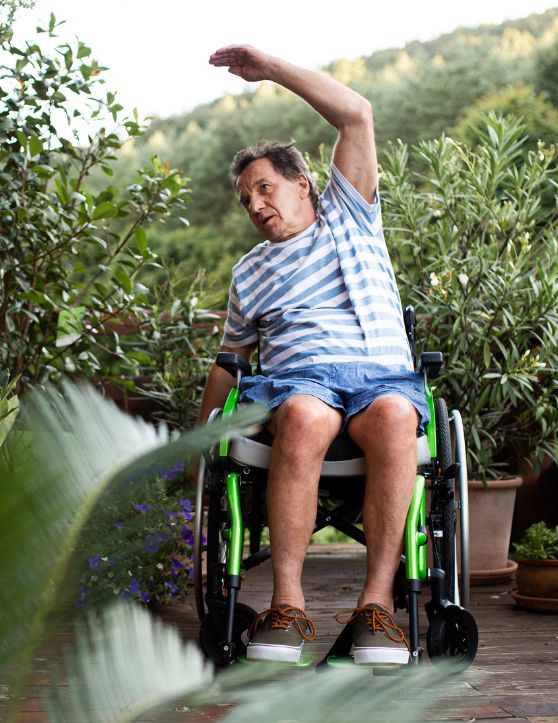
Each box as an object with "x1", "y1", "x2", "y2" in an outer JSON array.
[{"x1": 236, "y1": 158, "x2": 315, "y2": 243}]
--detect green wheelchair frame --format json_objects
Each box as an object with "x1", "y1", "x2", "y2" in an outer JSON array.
[{"x1": 193, "y1": 306, "x2": 478, "y2": 669}]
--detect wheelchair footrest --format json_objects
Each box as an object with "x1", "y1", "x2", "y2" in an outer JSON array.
[
  {"x1": 325, "y1": 656, "x2": 403, "y2": 674},
  {"x1": 237, "y1": 653, "x2": 313, "y2": 668}
]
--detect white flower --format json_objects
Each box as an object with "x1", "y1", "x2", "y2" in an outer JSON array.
[
  {"x1": 430, "y1": 272, "x2": 439, "y2": 287},
  {"x1": 458, "y1": 273, "x2": 469, "y2": 286}
]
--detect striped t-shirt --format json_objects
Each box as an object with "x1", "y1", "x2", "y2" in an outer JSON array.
[{"x1": 222, "y1": 163, "x2": 413, "y2": 375}]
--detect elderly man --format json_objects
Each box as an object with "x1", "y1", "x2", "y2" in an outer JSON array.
[{"x1": 199, "y1": 45, "x2": 429, "y2": 665}]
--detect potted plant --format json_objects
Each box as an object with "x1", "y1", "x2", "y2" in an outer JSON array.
[
  {"x1": 512, "y1": 522, "x2": 558, "y2": 612},
  {"x1": 380, "y1": 113, "x2": 558, "y2": 582}
]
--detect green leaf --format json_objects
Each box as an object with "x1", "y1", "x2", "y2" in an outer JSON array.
[
  {"x1": 114, "y1": 269, "x2": 132, "y2": 295},
  {"x1": 134, "y1": 226, "x2": 147, "y2": 253},
  {"x1": 16, "y1": 131, "x2": 27, "y2": 150},
  {"x1": 28, "y1": 135, "x2": 43, "y2": 157},
  {"x1": 56, "y1": 306, "x2": 86, "y2": 348},
  {"x1": 92, "y1": 201, "x2": 117, "y2": 220},
  {"x1": 483, "y1": 342, "x2": 491, "y2": 369},
  {"x1": 77, "y1": 43, "x2": 91, "y2": 59},
  {"x1": 0, "y1": 395, "x2": 19, "y2": 449}
]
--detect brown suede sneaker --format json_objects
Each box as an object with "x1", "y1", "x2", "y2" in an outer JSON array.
[
  {"x1": 246, "y1": 604, "x2": 317, "y2": 662},
  {"x1": 336, "y1": 603, "x2": 410, "y2": 664}
]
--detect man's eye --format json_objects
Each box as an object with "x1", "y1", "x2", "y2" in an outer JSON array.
[{"x1": 261, "y1": 183, "x2": 271, "y2": 191}]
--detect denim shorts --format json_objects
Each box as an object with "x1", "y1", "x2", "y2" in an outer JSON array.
[{"x1": 239, "y1": 362, "x2": 430, "y2": 432}]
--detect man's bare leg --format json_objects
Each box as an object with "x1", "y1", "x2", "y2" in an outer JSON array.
[
  {"x1": 266, "y1": 395, "x2": 342, "y2": 609},
  {"x1": 347, "y1": 394, "x2": 418, "y2": 612}
]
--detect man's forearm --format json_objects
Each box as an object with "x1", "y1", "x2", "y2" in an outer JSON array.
[
  {"x1": 198, "y1": 363, "x2": 236, "y2": 424},
  {"x1": 265, "y1": 55, "x2": 371, "y2": 131}
]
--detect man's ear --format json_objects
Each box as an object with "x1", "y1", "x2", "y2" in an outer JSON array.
[{"x1": 297, "y1": 173, "x2": 310, "y2": 199}]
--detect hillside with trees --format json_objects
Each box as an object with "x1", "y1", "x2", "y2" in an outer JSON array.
[{"x1": 101, "y1": 8, "x2": 558, "y2": 307}]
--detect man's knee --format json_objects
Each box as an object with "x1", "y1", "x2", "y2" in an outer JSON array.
[
  {"x1": 349, "y1": 394, "x2": 417, "y2": 449},
  {"x1": 270, "y1": 395, "x2": 341, "y2": 443}
]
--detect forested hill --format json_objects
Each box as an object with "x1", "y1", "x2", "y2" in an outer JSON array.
[{"x1": 110, "y1": 8, "x2": 558, "y2": 306}]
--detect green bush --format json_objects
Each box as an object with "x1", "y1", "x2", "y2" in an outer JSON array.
[
  {"x1": 77, "y1": 469, "x2": 196, "y2": 609},
  {"x1": 381, "y1": 114, "x2": 558, "y2": 479},
  {"x1": 513, "y1": 521, "x2": 558, "y2": 560},
  {"x1": 0, "y1": 15, "x2": 190, "y2": 390}
]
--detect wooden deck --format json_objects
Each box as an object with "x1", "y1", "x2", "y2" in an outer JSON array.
[{"x1": 8, "y1": 544, "x2": 558, "y2": 722}]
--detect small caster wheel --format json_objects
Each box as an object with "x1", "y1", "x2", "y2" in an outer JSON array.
[
  {"x1": 200, "y1": 600, "x2": 257, "y2": 666},
  {"x1": 427, "y1": 605, "x2": 478, "y2": 671}
]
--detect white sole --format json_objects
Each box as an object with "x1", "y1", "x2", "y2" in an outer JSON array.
[
  {"x1": 246, "y1": 643, "x2": 303, "y2": 663},
  {"x1": 353, "y1": 647, "x2": 410, "y2": 665}
]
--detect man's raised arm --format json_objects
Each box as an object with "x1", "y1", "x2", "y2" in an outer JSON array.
[{"x1": 209, "y1": 45, "x2": 377, "y2": 202}]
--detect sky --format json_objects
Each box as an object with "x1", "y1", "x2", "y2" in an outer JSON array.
[{"x1": 12, "y1": 0, "x2": 558, "y2": 120}]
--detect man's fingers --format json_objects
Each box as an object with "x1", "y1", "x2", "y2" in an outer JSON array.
[{"x1": 209, "y1": 48, "x2": 246, "y2": 64}]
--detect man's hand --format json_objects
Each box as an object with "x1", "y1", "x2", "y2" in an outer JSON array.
[
  {"x1": 209, "y1": 45, "x2": 272, "y2": 82},
  {"x1": 209, "y1": 44, "x2": 377, "y2": 201}
]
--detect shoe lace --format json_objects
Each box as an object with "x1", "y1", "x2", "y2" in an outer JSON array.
[
  {"x1": 335, "y1": 605, "x2": 410, "y2": 650},
  {"x1": 249, "y1": 605, "x2": 317, "y2": 641}
]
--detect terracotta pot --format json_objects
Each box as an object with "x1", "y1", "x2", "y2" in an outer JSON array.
[
  {"x1": 512, "y1": 558, "x2": 558, "y2": 613},
  {"x1": 467, "y1": 476, "x2": 523, "y2": 585},
  {"x1": 516, "y1": 558, "x2": 558, "y2": 597}
]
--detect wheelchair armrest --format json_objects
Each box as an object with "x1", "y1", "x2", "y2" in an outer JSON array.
[
  {"x1": 419, "y1": 351, "x2": 443, "y2": 378},
  {"x1": 404, "y1": 305, "x2": 417, "y2": 369},
  {"x1": 216, "y1": 352, "x2": 253, "y2": 380}
]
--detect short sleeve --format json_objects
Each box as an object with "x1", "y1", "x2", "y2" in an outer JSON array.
[
  {"x1": 321, "y1": 162, "x2": 381, "y2": 235},
  {"x1": 222, "y1": 278, "x2": 259, "y2": 348}
]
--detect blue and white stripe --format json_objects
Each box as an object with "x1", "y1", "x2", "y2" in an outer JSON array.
[{"x1": 223, "y1": 163, "x2": 413, "y2": 374}]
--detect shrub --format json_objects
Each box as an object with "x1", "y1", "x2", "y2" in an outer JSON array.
[
  {"x1": 381, "y1": 114, "x2": 558, "y2": 479},
  {"x1": 0, "y1": 14, "x2": 190, "y2": 390}
]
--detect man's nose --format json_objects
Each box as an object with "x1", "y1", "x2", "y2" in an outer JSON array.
[{"x1": 249, "y1": 195, "x2": 265, "y2": 217}]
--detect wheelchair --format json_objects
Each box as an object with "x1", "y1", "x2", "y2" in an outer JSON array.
[{"x1": 193, "y1": 306, "x2": 478, "y2": 669}]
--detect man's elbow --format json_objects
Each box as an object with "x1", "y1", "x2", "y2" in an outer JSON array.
[{"x1": 345, "y1": 97, "x2": 373, "y2": 129}]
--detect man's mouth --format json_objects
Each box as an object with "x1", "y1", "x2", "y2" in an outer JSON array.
[{"x1": 261, "y1": 215, "x2": 274, "y2": 226}]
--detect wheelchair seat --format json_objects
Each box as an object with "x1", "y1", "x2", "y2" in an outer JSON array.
[{"x1": 230, "y1": 427, "x2": 433, "y2": 476}]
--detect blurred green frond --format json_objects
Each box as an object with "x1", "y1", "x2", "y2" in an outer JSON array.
[
  {"x1": 47, "y1": 601, "x2": 475, "y2": 722},
  {"x1": 0, "y1": 381, "x2": 264, "y2": 717}
]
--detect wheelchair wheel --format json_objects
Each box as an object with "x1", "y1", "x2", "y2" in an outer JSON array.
[
  {"x1": 432, "y1": 398, "x2": 457, "y2": 603},
  {"x1": 426, "y1": 606, "x2": 478, "y2": 671},
  {"x1": 200, "y1": 599, "x2": 257, "y2": 665},
  {"x1": 193, "y1": 409, "x2": 223, "y2": 621}
]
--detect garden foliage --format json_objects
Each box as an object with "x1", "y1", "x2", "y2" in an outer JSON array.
[
  {"x1": 0, "y1": 14, "x2": 190, "y2": 390},
  {"x1": 381, "y1": 114, "x2": 558, "y2": 479},
  {"x1": 513, "y1": 521, "x2": 558, "y2": 560}
]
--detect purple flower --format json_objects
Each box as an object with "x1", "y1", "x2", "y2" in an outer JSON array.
[
  {"x1": 179, "y1": 499, "x2": 193, "y2": 513},
  {"x1": 171, "y1": 557, "x2": 185, "y2": 571},
  {"x1": 130, "y1": 578, "x2": 140, "y2": 595},
  {"x1": 186, "y1": 564, "x2": 194, "y2": 580},
  {"x1": 134, "y1": 504, "x2": 153, "y2": 512},
  {"x1": 144, "y1": 534, "x2": 160, "y2": 553},
  {"x1": 113, "y1": 521, "x2": 125, "y2": 528},
  {"x1": 141, "y1": 592, "x2": 150, "y2": 603},
  {"x1": 161, "y1": 461, "x2": 186, "y2": 482},
  {"x1": 165, "y1": 510, "x2": 182, "y2": 519},
  {"x1": 181, "y1": 527, "x2": 194, "y2": 546},
  {"x1": 166, "y1": 581, "x2": 179, "y2": 597},
  {"x1": 88, "y1": 555, "x2": 103, "y2": 570}
]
